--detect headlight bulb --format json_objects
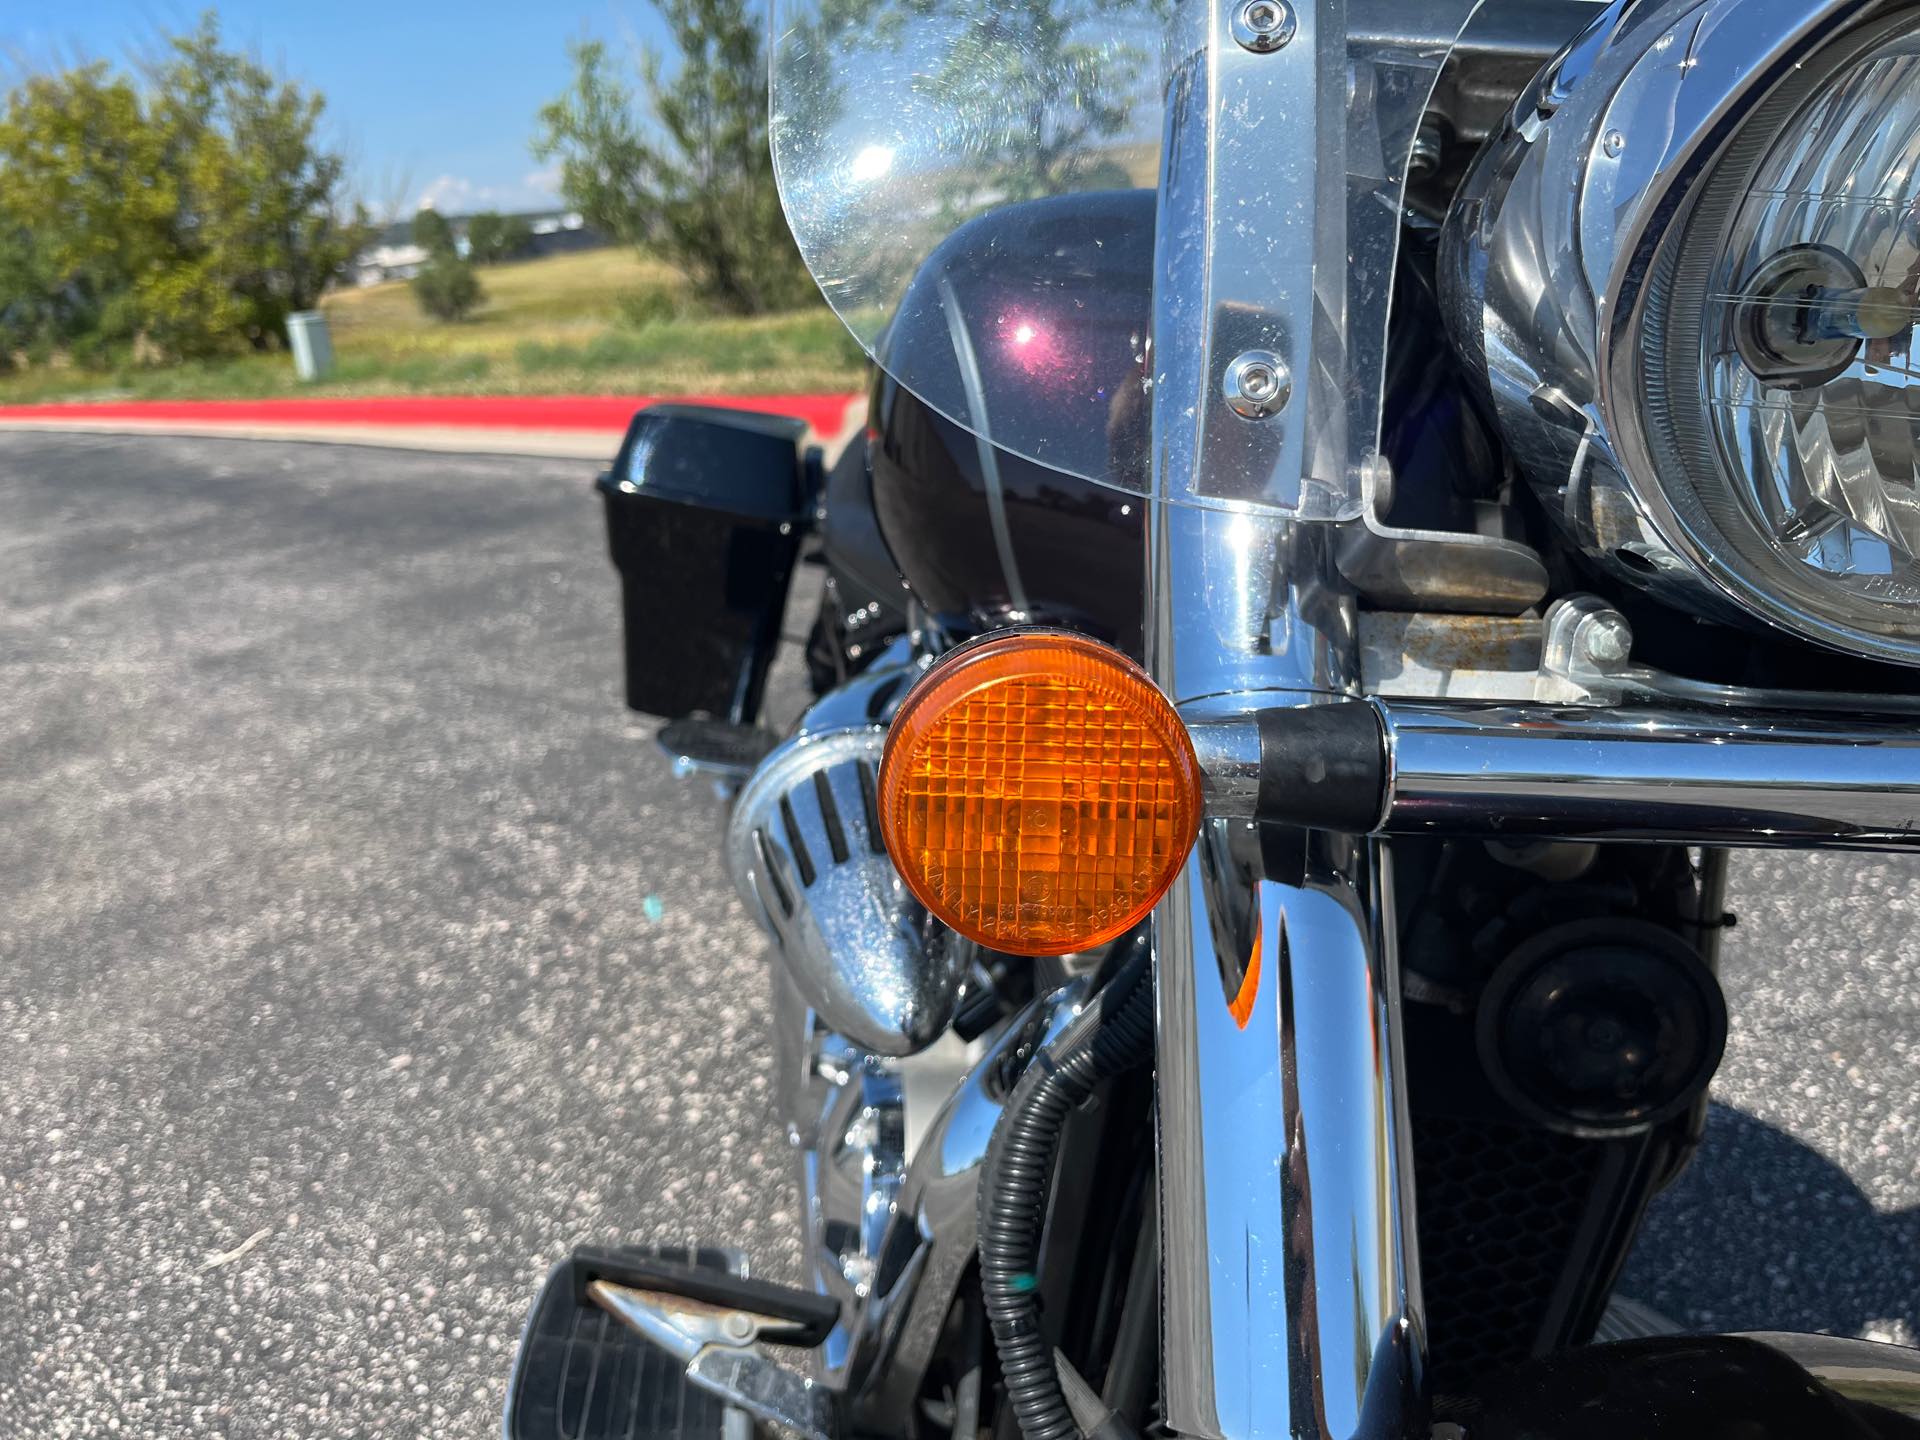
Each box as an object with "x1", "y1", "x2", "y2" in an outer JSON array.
[{"x1": 1734, "y1": 244, "x2": 1909, "y2": 390}]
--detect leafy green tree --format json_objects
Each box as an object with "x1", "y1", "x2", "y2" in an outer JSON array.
[
  {"x1": 150, "y1": 15, "x2": 361, "y2": 348},
  {"x1": 0, "y1": 13, "x2": 358, "y2": 364},
  {"x1": 0, "y1": 226, "x2": 70, "y2": 367},
  {"x1": 776, "y1": 0, "x2": 1156, "y2": 208},
  {"x1": 412, "y1": 206, "x2": 456, "y2": 258},
  {"x1": 0, "y1": 63, "x2": 177, "y2": 355},
  {"x1": 920, "y1": 1, "x2": 1150, "y2": 201},
  {"x1": 466, "y1": 211, "x2": 533, "y2": 265},
  {"x1": 500, "y1": 215, "x2": 534, "y2": 260},
  {"x1": 532, "y1": 6, "x2": 812, "y2": 315},
  {"x1": 412, "y1": 255, "x2": 484, "y2": 320}
]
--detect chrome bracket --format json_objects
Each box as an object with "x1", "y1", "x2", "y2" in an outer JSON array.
[
  {"x1": 587, "y1": 1282, "x2": 840, "y2": 1440},
  {"x1": 1359, "y1": 594, "x2": 1636, "y2": 705},
  {"x1": 1536, "y1": 593, "x2": 1636, "y2": 702},
  {"x1": 1333, "y1": 461, "x2": 1549, "y2": 615},
  {"x1": 1360, "y1": 591, "x2": 1920, "y2": 715}
]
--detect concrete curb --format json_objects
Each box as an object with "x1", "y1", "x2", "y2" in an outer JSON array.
[
  {"x1": 0, "y1": 393, "x2": 867, "y2": 462},
  {"x1": 0, "y1": 418, "x2": 622, "y2": 460}
]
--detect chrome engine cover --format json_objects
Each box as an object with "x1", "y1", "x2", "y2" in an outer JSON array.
[
  {"x1": 770, "y1": 955, "x2": 1095, "y2": 1412},
  {"x1": 769, "y1": 959, "x2": 909, "y2": 1384}
]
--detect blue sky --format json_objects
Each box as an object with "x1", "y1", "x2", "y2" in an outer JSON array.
[{"x1": 2, "y1": 0, "x2": 677, "y2": 216}]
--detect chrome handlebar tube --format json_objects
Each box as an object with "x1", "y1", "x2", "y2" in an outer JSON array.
[
  {"x1": 1381, "y1": 702, "x2": 1920, "y2": 848},
  {"x1": 1199, "y1": 700, "x2": 1920, "y2": 851}
]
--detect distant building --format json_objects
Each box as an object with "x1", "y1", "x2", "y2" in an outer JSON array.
[
  {"x1": 353, "y1": 222, "x2": 431, "y2": 286},
  {"x1": 349, "y1": 209, "x2": 607, "y2": 286}
]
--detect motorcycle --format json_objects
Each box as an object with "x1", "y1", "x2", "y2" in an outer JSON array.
[{"x1": 505, "y1": 1, "x2": 1920, "y2": 1436}]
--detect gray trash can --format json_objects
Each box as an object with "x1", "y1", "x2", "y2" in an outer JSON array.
[{"x1": 286, "y1": 310, "x2": 335, "y2": 382}]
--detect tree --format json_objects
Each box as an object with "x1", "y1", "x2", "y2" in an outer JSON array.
[
  {"x1": 0, "y1": 63, "x2": 177, "y2": 356},
  {"x1": 532, "y1": 7, "x2": 812, "y2": 315},
  {"x1": 775, "y1": 0, "x2": 1156, "y2": 206},
  {"x1": 149, "y1": 15, "x2": 363, "y2": 348},
  {"x1": 918, "y1": 0, "x2": 1152, "y2": 201},
  {"x1": 412, "y1": 206, "x2": 455, "y2": 258},
  {"x1": 0, "y1": 13, "x2": 359, "y2": 364},
  {"x1": 0, "y1": 225, "x2": 74, "y2": 367},
  {"x1": 412, "y1": 255, "x2": 484, "y2": 321},
  {"x1": 466, "y1": 211, "x2": 532, "y2": 265}
]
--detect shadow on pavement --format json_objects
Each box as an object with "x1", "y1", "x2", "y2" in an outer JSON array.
[{"x1": 1621, "y1": 1103, "x2": 1920, "y2": 1341}]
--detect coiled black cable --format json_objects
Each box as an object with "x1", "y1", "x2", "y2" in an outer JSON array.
[{"x1": 977, "y1": 950, "x2": 1156, "y2": 1440}]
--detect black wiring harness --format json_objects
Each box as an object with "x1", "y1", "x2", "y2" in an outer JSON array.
[{"x1": 976, "y1": 951, "x2": 1155, "y2": 1440}]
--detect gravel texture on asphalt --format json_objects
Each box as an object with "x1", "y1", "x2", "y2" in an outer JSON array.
[
  {"x1": 1621, "y1": 852, "x2": 1920, "y2": 1346},
  {"x1": 0, "y1": 434, "x2": 804, "y2": 1439},
  {"x1": 1, "y1": 432, "x2": 1916, "y2": 1438}
]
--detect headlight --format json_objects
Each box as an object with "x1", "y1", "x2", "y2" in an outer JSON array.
[{"x1": 1444, "y1": 0, "x2": 1920, "y2": 665}]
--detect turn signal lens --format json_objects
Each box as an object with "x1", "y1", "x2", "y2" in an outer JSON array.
[{"x1": 879, "y1": 631, "x2": 1202, "y2": 957}]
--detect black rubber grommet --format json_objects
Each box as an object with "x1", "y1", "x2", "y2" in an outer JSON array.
[{"x1": 1254, "y1": 701, "x2": 1387, "y2": 833}]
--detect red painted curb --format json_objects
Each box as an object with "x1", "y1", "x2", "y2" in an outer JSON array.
[{"x1": 0, "y1": 393, "x2": 860, "y2": 437}]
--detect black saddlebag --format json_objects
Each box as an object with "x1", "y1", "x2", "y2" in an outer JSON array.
[{"x1": 597, "y1": 404, "x2": 815, "y2": 723}]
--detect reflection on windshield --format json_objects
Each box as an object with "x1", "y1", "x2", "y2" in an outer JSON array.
[
  {"x1": 773, "y1": 0, "x2": 1485, "y2": 507},
  {"x1": 876, "y1": 189, "x2": 1157, "y2": 488},
  {"x1": 770, "y1": 0, "x2": 1169, "y2": 401}
]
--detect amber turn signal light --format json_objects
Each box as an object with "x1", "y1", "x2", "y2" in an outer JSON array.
[{"x1": 879, "y1": 632, "x2": 1203, "y2": 957}]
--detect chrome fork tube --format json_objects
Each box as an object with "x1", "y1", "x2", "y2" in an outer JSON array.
[
  {"x1": 1152, "y1": 813, "x2": 1424, "y2": 1440},
  {"x1": 1144, "y1": 243, "x2": 1426, "y2": 1440},
  {"x1": 1145, "y1": 0, "x2": 1424, "y2": 1430}
]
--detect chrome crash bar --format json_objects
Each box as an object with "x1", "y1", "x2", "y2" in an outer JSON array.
[
  {"x1": 1200, "y1": 700, "x2": 1920, "y2": 851},
  {"x1": 1154, "y1": 691, "x2": 1920, "y2": 1440},
  {"x1": 1153, "y1": 823, "x2": 1423, "y2": 1440}
]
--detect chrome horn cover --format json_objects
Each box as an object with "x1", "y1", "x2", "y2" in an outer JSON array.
[
  {"x1": 1440, "y1": 0, "x2": 1905, "y2": 648},
  {"x1": 726, "y1": 662, "x2": 967, "y2": 1058}
]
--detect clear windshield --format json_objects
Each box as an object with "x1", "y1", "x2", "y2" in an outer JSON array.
[{"x1": 770, "y1": 0, "x2": 1481, "y2": 513}]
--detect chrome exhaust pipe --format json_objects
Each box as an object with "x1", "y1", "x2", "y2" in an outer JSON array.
[{"x1": 1205, "y1": 700, "x2": 1920, "y2": 850}]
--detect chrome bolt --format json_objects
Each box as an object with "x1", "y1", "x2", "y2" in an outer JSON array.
[
  {"x1": 1222, "y1": 350, "x2": 1292, "y2": 420},
  {"x1": 1583, "y1": 614, "x2": 1632, "y2": 665},
  {"x1": 1231, "y1": 0, "x2": 1296, "y2": 52},
  {"x1": 1603, "y1": 128, "x2": 1626, "y2": 158}
]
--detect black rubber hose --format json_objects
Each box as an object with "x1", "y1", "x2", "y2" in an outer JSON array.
[{"x1": 977, "y1": 951, "x2": 1155, "y2": 1440}]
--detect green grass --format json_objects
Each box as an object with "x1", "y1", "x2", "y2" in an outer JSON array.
[{"x1": 0, "y1": 248, "x2": 868, "y2": 404}]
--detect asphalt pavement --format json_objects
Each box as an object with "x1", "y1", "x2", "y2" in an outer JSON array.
[{"x1": 1, "y1": 432, "x2": 1916, "y2": 1438}]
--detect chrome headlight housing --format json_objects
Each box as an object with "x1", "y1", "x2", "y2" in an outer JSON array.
[{"x1": 1445, "y1": 0, "x2": 1920, "y2": 665}]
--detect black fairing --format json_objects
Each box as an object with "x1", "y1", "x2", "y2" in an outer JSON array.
[{"x1": 865, "y1": 190, "x2": 1154, "y2": 654}]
